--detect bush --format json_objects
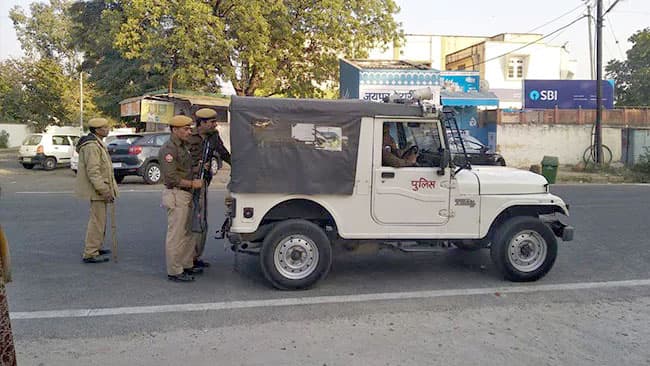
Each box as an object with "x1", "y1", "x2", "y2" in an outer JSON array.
[
  {"x1": 0, "y1": 130, "x2": 9, "y2": 149},
  {"x1": 632, "y1": 147, "x2": 650, "y2": 175}
]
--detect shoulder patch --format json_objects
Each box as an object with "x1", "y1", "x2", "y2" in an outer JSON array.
[{"x1": 165, "y1": 153, "x2": 173, "y2": 163}]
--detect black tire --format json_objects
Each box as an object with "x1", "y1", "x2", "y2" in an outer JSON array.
[
  {"x1": 22, "y1": 163, "x2": 35, "y2": 169},
  {"x1": 260, "y1": 219, "x2": 332, "y2": 290},
  {"x1": 114, "y1": 174, "x2": 125, "y2": 184},
  {"x1": 497, "y1": 158, "x2": 506, "y2": 166},
  {"x1": 42, "y1": 157, "x2": 57, "y2": 171},
  {"x1": 143, "y1": 162, "x2": 161, "y2": 184},
  {"x1": 490, "y1": 216, "x2": 557, "y2": 282}
]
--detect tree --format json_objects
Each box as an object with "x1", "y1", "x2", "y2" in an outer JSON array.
[
  {"x1": 69, "y1": 0, "x2": 167, "y2": 118},
  {"x1": 606, "y1": 28, "x2": 650, "y2": 106},
  {"x1": 112, "y1": 0, "x2": 403, "y2": 97},
  {"x1": 10, "y1": 0, "x2": 81, "y2": 76}
]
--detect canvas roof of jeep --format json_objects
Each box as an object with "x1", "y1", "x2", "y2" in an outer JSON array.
[{"x1": 229, "y1": 96, "x2": 423, "y2": 195}]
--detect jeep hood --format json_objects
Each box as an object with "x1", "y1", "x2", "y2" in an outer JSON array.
[{"x1": 472, "y1": 166, "x2": 548, "y2": 194}]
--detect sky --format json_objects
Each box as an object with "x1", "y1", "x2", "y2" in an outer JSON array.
[{"x1": 1, "y1": 0, "x2": 649, "y2": 79}]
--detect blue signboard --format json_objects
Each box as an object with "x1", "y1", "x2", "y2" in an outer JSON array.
[
  {"x1": 440, "y1": 72, "x2": 480, "y2": 93},
  {"x1": 523, "y1": 79, "x2": 615, "y2": 109}
]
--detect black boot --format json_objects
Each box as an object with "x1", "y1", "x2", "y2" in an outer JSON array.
[{"x1": 167, "y1": 272, "x2": 195, "y2": 282}]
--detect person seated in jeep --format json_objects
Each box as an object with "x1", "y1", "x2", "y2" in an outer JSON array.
[{"x1": 382, "y1": 123, "x2": 417, "y2": 167}]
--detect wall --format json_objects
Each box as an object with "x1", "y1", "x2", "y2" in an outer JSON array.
[
  {"x1": 496, "y1": 123, "x2": 622, "y2": 167},
  {"x1": 0, "y1": 123, "x2": 30, "y2": 148}
]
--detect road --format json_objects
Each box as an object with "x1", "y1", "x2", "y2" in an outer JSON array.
[{"x1": 1, "y1": 156, "x2": 649, "y2": 365}]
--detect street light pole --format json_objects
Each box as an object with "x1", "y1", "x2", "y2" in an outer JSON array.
[
  {"x1": 595, "y1": 0, "x2": 603, "y2": 165},
  {"x1": 80, "y1": 71, "x2": 84, "y2": 134},
  {"x1": 587, "y1": 4, "x2": 595, "y2": 79}
]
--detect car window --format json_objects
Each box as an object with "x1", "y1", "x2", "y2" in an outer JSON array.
[
  {"x1": 69, "y1": 136, "x2": 80, "y2": 145},
  {"x1": 52, "y1": 135, "x2": 70, "y2": 146},
  {"x1": 23, "y1": 135, "x2": 42, "y2": 145},
  {"x1": 154, "y1": 134, "x2": 170, "y2": 146}
]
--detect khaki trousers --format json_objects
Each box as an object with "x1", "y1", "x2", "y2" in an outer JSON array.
[
  {"x1": 83, "y1": 200, "x2": 107, "y2": 259},
  {"x1": 162, "y1": 189, "x2": 194, "y2": 276}
]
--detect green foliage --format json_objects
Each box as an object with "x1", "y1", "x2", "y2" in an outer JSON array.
[
  {"x1": 0, "y1": 131, "x2": 9, "y2": 149},
  {"x1": 632, "y1": 147, "x2": 650, "y2": 175},
  {"x1": 69, "y1": 0, "x2": 167, "y2": 117},
  {"x1": 113, "y1": 0, "x2": 403, "y2": 97},
  {"x1": 10, "y1": 0, "x2": 81, "y2": 76},
  {"x1": 606, "y1": 28, "x2": 650, "y2": 106}
]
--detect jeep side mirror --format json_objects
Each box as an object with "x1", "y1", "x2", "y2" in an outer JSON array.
[{"x1": 437, "y1": 149, "x2": 450, "y2": 176}]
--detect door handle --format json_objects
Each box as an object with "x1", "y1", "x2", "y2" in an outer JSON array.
[{"x1": 381, "y1": 172, "x2": 395, "y2": 179}]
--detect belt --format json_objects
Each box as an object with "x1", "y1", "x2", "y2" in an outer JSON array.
[{"x1": 165, "y1": 185, "x2": 192, "y2": 193}]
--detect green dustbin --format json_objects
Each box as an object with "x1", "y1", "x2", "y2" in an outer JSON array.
[{"x1": 541, "y1": 156, "x2": 559, "y2": 184}]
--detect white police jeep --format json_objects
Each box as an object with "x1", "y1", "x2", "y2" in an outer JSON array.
[{"x1": 221, "y1": 96, "x2": 573, "y2": 290}]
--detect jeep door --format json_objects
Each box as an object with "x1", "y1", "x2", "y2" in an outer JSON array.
[{"x1": 371, "y1": 119, "x2": 452, "y2": 225}]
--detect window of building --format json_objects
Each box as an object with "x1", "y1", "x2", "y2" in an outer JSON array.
[{"x1": 507, "y1": 56, "x2": 525, "y2": 79}]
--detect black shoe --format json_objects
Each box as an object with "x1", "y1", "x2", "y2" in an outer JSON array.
[
  {"x1": 83, "y1": 255, "x2": 110, "y2": 263},
  {"x1": 184, "y1": 267, "x2": 204, "y2": 275},
  {"x1": 99, "y1": 249, "x2": 112, "y2": 255},
  {"x1": 168, "y1": 273, "x2": 195, "y2": 282},
  {"x1": 193, "y1": 259, "x2": 210, "y2": 268}
]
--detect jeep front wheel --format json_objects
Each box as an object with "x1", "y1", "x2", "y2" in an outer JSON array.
[
  {"x1": 490, "y1": 216, "x2": 557, "y2": 282},
  {"x1": 260, "y1": 219, "x2": 332, "y2": 290}
]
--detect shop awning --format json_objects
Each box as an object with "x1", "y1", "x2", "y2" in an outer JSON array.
[{"x1": 441, "y1": 91, "x2": 499, "y2": 107}]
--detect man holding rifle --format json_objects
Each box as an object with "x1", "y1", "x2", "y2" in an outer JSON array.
[{"x1": 188, "y1": 108, "x2": 231, "y2": 269}]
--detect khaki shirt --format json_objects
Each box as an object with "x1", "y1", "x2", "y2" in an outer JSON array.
[
  {"x1": 75, "y1": 134, "x2": 119, "y2": 200},
  {"x1": 160, "y1": 134, "x2": 193, "y2": 188}
]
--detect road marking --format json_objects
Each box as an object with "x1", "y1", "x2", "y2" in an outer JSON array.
[
  {"x1": 15, "y1": 189, "x2": 226, "y2": 194},
  {"x1": 10, "y1": 278, "x2": 650, "y2": 320}
]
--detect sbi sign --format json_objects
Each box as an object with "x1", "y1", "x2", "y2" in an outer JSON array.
[
  {"x1": 523, "y1": 79, "x2": 614, "y2": 110},
  {"x1": 529, "y1": 89, "x2": 557, "y2": 101}
]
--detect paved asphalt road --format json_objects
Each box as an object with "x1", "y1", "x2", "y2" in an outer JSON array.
[{"x1": 1, "y1": 157, "x2": 649, "y2": 365}]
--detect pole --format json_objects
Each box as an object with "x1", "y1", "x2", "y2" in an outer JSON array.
[
  {"x1": 79, "y1": 72, "x2": 84, "y2": 134},
  {"x1": 587, "y1": 4, "x2": 595, "y2": 79},
  {"x1": 595, "y1": 0, "x2": 603, "y2": 165}
]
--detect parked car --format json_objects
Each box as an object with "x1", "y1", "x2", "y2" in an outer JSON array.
[
  {"x1": 19, "y1": 132, "x2": 81, "y2": 170},
  {"x1": 107, "y1": 132, "x2": 170, "y2": 184},
  {"x1": 449, "y1": 134, "x2": 506, "y2": 166},
  {"x1": 71, "y1": 129, "x2": 139, "y2": 174}
]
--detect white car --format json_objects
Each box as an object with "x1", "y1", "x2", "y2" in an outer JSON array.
[{"x1": 19, "y1": 130, "x2": 81, "y2": 170}]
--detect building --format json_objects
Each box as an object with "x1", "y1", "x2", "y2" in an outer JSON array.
[
  {"x1": 446, "y1": 33, "x2": 576, "y2": 108},
  {"x1": 370, "y1": 33, "x2": 577, "y2": 108}
]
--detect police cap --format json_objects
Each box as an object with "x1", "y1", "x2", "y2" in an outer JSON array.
[
  {"x1": 169, "y1": 115, "x2": 193, "y2": 127},
  {"x1": 88, "y1": 118, "x2": 109, "y2": 128},
  {"x1": 195, "y1": 108, "x2": 217, "y2": 120}
]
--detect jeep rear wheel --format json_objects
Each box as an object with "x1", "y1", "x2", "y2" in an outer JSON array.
[
  {"x1": 260, "y1": 219, "x2": 332, "y2": 290},
  {"x1": 490, "y1": 216, "x2": 557, "y2": 282}
]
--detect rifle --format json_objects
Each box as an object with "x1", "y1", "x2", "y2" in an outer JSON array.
[{"x1": 191, "y1": 138, "x2": 211, "y2": 233}]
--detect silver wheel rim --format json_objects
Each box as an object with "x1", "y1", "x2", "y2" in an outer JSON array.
[
  {"x1": 274, "y1": 234, "x2": 319, "y2": 280},
  {"x1": 148, "y1": 166, "x2": 160, "y2": 182},
  {"x1": 45, "y1": 159, "x2": 55, "y2": 169},
  {"x1": 507, "y1": 230, "x2": 547, "y2": 272}
]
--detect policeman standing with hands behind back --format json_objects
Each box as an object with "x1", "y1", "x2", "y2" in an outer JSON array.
[
  {"x1": 75, "y1": 117, "x2": 118, "y2": 263},
  {"x1": 160, "y1": 115, "x2": 204, "y2": 282}
]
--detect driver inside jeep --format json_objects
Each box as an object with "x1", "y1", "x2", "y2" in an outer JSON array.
[{"x1": 382, "y1": 123, "x2": 418, "y2": 167}]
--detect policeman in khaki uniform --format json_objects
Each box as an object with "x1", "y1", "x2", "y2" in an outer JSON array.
[
  {"x1": 160, "y1": 115, "x2": 204, "y2": 282},
  {"x1": 188, "y1": 108, "x2": 231, "y2": 269},
  {"x1": 75, "y1": 117, "x2": 119, "y2": 263}
]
